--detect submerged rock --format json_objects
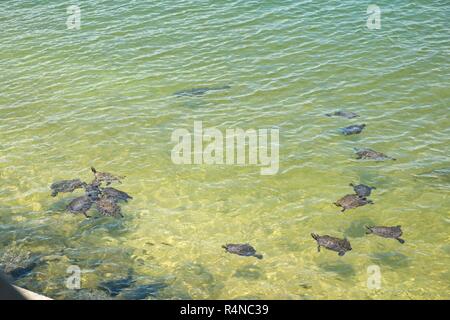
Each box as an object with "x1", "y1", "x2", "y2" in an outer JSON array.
[{"x1": 0, "y1": 245, "x2": 42, "y2": 281}]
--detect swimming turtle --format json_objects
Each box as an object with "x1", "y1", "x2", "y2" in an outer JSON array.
[
  {"x1": 95, "y1": 196, "x2": 123, "y2": 218},
  {"x1": 174, "y1": 85, "x2": 231, "y2": 97},
  {"x1": 334, "y1": 194, "x2": 373, "y2": 212},
  {"x1": 311, "y1": 233, "x2": 352, "y2": 256},
  {"x1": 101, "y1": 187, "x2": 133, "y2": 203},
  {"x1": 91, "y1": 167, "x2": 124, "y2": 185},
  {"x1": 366, "y1": 225, "x2": 405, "y2": 244},
  {"x1": 340, "y1": 124, "x2": 366, "y2": 135},
  {"x1": 325, "y1": 110, "x2": 359, "y2": 119},
  {"x1": 50, "y1": 179, "x2": 86, "y2": 197},
  {"x1": 350, "y1": 183, "x2": 376, "y2": 197},
  {"x1": 66, "y1": 196, "x2": 93, "y2": 218},
  {"x1": 355, "y1": 148, "x2": 396, "y2": 161},
  {"x1": 84, "y1": 180, "x2": 102, "y2": 201},
  {"x1": 222, "y1": 244, "x2": 263, "y2": 259}
]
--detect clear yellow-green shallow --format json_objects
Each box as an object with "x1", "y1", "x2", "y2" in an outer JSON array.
[{"x1": 0, "y1": 0, "x2": 449, "y2": 299}]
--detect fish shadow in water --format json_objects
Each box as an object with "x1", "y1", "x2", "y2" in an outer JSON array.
[
  {"x1": 370, "y1": 252, "x2": 410, "y2": 268},
  {"x1": 318, "y1": 261, "x2": 356, "y2": 278},
  {"x1": 344, "y1": 217, "x2": 377, "y2": 238},
  {"x1": 173, "y1": 85, "x2": 231, "y2": 97},
  {"x1": 233, "y1": 265, "x2": 264, "y2": 280}
]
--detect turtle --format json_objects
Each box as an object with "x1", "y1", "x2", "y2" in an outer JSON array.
[
  {"x1": 84, "y1": 180, "x2": 102, "y2": 201},
  {"x1": 50, "y1": 179, "x2": 86, "y2": 197},
  {"x1": 355, "y1": 148, "x2": 396, "y2": 161},
  {"x1": 101, "y1": 187, "x2": 133, "y2": 203},
  {"x1": 174, "y1": 85, "x2": 231, "y2": 97},
  {"x1": 222, "y1": 244, "x2": 263, "y2": 259},
  {"x1": 350, "y1": 183, "x2": 376, "y2": 198},
  {"x1": 340, "y1": 124, "x2": 366, "y2": 135},
  {"x1": 366, "y1": 225, "x2": 405, "y2": 244},
  {"x1": 91, "y1": 167, "x2": 124, "y2": 185},
  {"x1": 66, "y1": 196, "x2": 93, "y2": 218},
  {"x1": 311, "y1": 233, "x2": 352, "y2": 256},
  {"x1": 325, "y1": 110, "x2": 359, "y2": 119},
  {"x1": 334, "y1": 194, "x2": 373, "y2": 212},
  {"x1": 95, "y1": 196, "x2": 123, "y2": 218}
]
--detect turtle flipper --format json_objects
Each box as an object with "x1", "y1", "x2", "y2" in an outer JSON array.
[
  {"x1": 317, "y1": 245, "x2": 320, "y2": 252},
  {"x1": 338, "y1": 251, "x2": 345, "y2": 256},
  {"x1": 396, "y1": 238, "x2": 405, "y2": 244}
]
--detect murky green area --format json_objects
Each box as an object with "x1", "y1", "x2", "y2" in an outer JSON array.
[{"x1": 0, "y1": 1, "x2": 449, "y2": 299}]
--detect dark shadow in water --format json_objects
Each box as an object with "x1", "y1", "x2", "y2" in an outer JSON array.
[
  {"x1": 370, "y1": 252, "x2": 410, "y2": 268},
  {"x1": 344, "y1": 217, "x2": 376, "y2": 238},
  {"x1": 117, "y1": 282, "x2": 168, "y2": 300},
  {"x1": 233, "y1": 265, "x2": 264, "y2": 280},
  {"x1": 318, "y1": 261, "x2": 356, "y2": 278},
  {"x1": 164, "y1": 262, "x2": 223, "y2": 299},
  {"x1": 98, "y1": 270, "x2": 135, "y2": 297}
]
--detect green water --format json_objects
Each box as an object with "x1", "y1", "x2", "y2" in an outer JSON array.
[{"x1": 0, "y1": 0, "x2": 449, "y2": 299}]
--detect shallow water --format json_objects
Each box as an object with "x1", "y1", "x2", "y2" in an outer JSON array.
[{"x1": 0, "y1": 0, "x2": 449, "y2": 299}]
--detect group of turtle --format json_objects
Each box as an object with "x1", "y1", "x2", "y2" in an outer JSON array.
[
  {"x1": 222, "y1": 110, "x2": 406, "y2": 260},
  {"x1": 310, "y1": 110, "x2": 405, "y2": 256},
  {"x1": 50, "y1": 167, "x2": 132, "y2": 218}
]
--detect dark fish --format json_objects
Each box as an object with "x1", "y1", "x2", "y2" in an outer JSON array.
[
  {"x1": 325, "y1": 110, "x2": 359, "y2": 119},
  {"x1": 98, "y1": 274, "x2": 135, "y2": 297},
  {"x1": 174, "y1": 85, "x2": 231, "y2": 97},
  {"x1": 118, "y1": 283, "x2": 168, "y2": 300}
]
